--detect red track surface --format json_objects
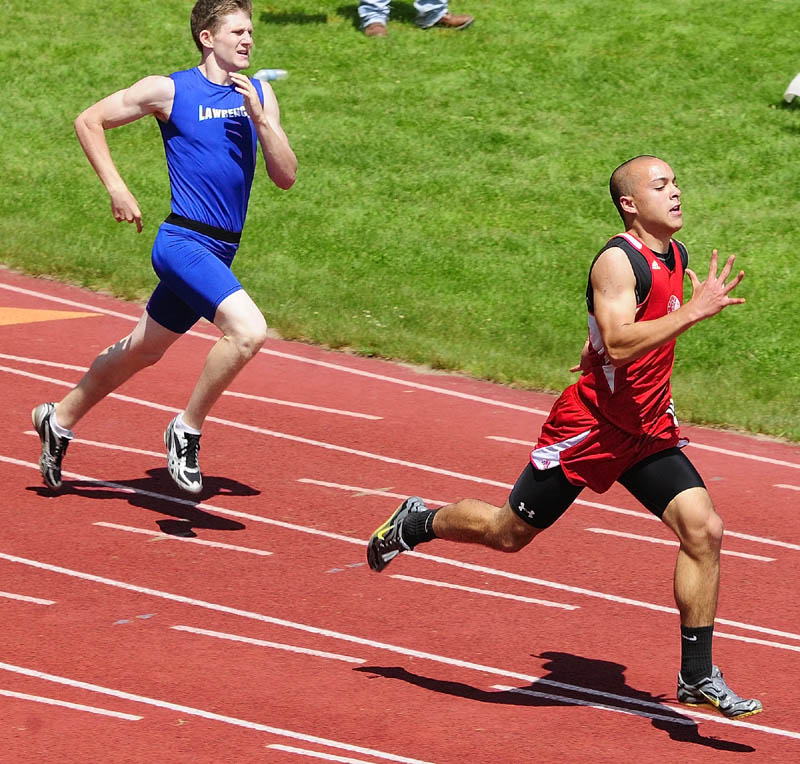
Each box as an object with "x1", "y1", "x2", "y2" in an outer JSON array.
[{"x1": 1, "y1": 267, "x2": 798, "y2": 763}]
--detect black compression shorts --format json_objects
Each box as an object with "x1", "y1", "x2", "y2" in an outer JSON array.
[{"x1": 509, "y1": 446, "x2": 706, "y2": 529}]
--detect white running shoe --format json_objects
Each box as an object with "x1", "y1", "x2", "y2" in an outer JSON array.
[
  {"x1": 164, "y1": 416, "x2": 203, "y2": 494},
  {"x1": 31, "y1": 402, "x2": 71, "y2": 490}
]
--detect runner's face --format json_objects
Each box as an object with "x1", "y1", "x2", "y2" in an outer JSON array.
[
  {"x1": 209, "y1": 10, "x2": 253, "y2": 71},
  {"x1": 627, "y1": 159, "x2": 682, "y2": 233}
]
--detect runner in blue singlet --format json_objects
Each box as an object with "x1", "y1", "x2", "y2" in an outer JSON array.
[{"x1": 31, "y1": 0, "x2": 297, "y2": 495}]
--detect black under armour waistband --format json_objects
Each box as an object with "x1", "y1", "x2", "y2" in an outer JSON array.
[{"x1": 164, "y1": 213, "x2": 241, "y2": 244}]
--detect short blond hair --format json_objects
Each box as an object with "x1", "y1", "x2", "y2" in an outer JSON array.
[{"x1": 190, "y1": 0, "x2": 253, "y2": 52}]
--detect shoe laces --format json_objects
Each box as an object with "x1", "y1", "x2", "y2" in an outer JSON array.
[
  {"x1": 181, "y1": 433, "x2": 201, "y2": 470},
  {"x1": 51, "y1": 435, "x2": 69, "y2": 464}
]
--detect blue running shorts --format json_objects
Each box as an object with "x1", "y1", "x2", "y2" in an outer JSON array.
[{"x1": 146, "y1": 221, "x2": 243, "y2": 334}]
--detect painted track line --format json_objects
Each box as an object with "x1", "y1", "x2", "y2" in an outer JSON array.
[
  {"x1": 489, "y1": 685, "x2": 799, "y2": 741},
  {"x1": 585, "y1": 528, "x2": 776, "y2": 562},
  {"x1": 93, "y1": 522, "x2": 273, "y2": 556},
  {"x1": 24, "y1": 431, "x2": 163, "y2": 459},
  {"x1": 0, "y1": 591, "x2": 54, "y2": 605},
  {"x1": 299, "y1": 478, "x2": 800, "y2": 554},
  {"x1": 0, "y1": 364, "x2": 510, "y2": 488},
  {"x1": 0, "y1": 662, "x2": 430, "y2": 764},
  {"x1": 488, "y1": 684, "x2": 694, "y2": 726},
  {"x1": 0, "y1": 352, "x2": 88, "y2": 372},
  {"x1": 486, "y1": 435, "x2": 800, "y2": 472},
  {"x1": 390, "y1": 575, "x2": 578, "y2": 610},
  {"x1": 714, "y1": 631, "x2": 800, "y2": 653},
  {"x1": 0, "y1": 550, "x2": 794, "y2": 740},
  {"x1": 171, "y1": 625, "x2": 365, "y2": 663},
  {"x1": 3, "y1": 283, "x2": 800, "y2": 464},
  {"x1": 3, "y1": 351, "x2": 376, "y2": 424},
  {"x1": 0, "y1": 284, "x2": 549, "y2": 415},
  {"x1": 5, "y1": 363, "x2": 800, "y2": 552},
  {"x1": 267, "y1": 744, "x2": 388, "y2": 763},
  {"x1": 0, "y1": 688, "x2": 142, "y2": 720},
  {"x1": 223, "y1": 390, "x2": 381, "y2": 420},
  {"x1": 2, "y1": 454, "x2": 798, "y2": 645}
]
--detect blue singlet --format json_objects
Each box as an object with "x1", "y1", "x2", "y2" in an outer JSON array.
[{"x1": 146, "y1": 67, "x2": 265, "y2": 333}]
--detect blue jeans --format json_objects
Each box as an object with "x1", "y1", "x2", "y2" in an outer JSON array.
[{"x1": 358, "y1": 0, "x2": 448, "y2": 29}]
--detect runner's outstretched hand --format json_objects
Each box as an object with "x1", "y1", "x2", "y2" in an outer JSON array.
[{"x1": 685, "y1": 249, "x2": 745, "y2": 323}]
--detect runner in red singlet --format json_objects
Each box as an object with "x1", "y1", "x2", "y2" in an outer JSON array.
[{"x1": 366, "y1": 155, "x2": 763, "y2": 719}]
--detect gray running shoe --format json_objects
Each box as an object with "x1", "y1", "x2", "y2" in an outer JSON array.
[
  {"x1": 677, "y1": 665, "x2": 763, "y2": 719},
  {"x1": 366, "y1": 496, "x2": 427, "y2": 572},
  {"x1": 164, "y1": 416, "x2": 202, "y2": 494},
  {"x1": 31, "y1": 402, "x2": 71, "y2": 490}
]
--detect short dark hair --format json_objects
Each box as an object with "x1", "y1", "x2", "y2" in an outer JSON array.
[
  {"x1": 609, "y1": 155, "x2": 658, "y2": 224},
  {"x1": 190, "y1": 0, "x2": 253, "y2": 52}
]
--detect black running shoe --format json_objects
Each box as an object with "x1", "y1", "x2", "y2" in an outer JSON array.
[
  {"x1": 677, "y1": 665, "x2": 763, "y2": 719},
  {"x1": 31, "y1": 402, "x2": 71, "y2": 490},
  {"x1": 164, "y1": 416, "x2": 202, "y2": 494},
  {"x1": 366, "y1": 496, "x2": 427, "y2": 572}
]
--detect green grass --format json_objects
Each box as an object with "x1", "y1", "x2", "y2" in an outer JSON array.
[{"x1": 2, "y1": 0, "x2": 799, "y2": 440}]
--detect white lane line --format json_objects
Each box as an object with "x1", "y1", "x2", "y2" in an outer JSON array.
[
  {"x1": 93, "y1": 522, "x2": 272, "y2": 557},
  {"x1": 690, "y1": 441, "x2": 800, "y2": 470},
  {"x1": 171, "y1": 625, "x2": 364, "y2": 663},
  {"x1": 1, "y1": 365, "x2": 511, "y2": 489},
  {"x1": 24, "y1": 431, "x2": 163, "y2": 458},
  {"x1": 489, "y1": 684, "x2": 694, "y2": 726},
  {"x1": 390, "y1": 575, "x2": 578, "y2": 610},
  {"x1": 298, "y1": 478, "x2": 800, "y2": 554},
  {"x1": 0, "y1": 591, "x2": 54, "y2": 605},
  {"x1": 775, "y1": 484, "x2": 800, "y2": 492},
  {"x1": 223, "y1": 390, "x2": 381, "y2": 420},
  {"x1": 0, "y1": 284, "x2": 143, "y2": 322},
  {"x1": 3, "y1": 283, "x2": 800, "y2": 453},
  {"x1": 6, "y1": 364, "x2": 799, "y2": 554},
  {"x1": 490, "y1": 685, "x2": 800, "y2": 742},
  {"x1": 2, "y1": 455, "x2": 798, "y2": 644},
  {"x1": 715, "y1": 631, "x2": 800, "y2": 653},
  {"x1": 4, "y1": 353, "x2": 381, "y2": 421},
  {"x1": 486, "y1": 435, "x2": 800, "y2": 471},
  {"x1": 0, "y1": 662, "x2": 429, "y2": 764},
  {"x1": 0, "y1": 688, "x2": 142, "y2": 720},
  {"x1": 585, "y1": 528, "x2": 776, "y2": 562},
  {"x1": 0, "y1": 550, "x2": 795, "y2": 740},
  {"x1": 267, "y1": 744, "x2": 390, "y2": 763},
  {"x1": 0, "y1": 285, "x2": 549, "y2": 415},
  {"x1": 0, "y1": 353, "x2": 88, "y2": 372},
  {"x1": 299, "y1": 480, "x2": 448, "y2": 507}
]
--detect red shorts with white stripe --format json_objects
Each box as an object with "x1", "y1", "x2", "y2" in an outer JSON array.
[{"x1": 531, "y1": 383, "x2": 686, "y2": 494}]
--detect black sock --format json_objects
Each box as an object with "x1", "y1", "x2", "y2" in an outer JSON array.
[
  {"x1": 401, "y1": 509, "x2": 438, "y2": 548},
  {"x1": 680, "y1": 624, "x2": 714, "y2": 684}
]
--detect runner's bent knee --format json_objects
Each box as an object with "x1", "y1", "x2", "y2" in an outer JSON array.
[
  {"x1": 493, "y1": 503, "x2": 539, "y2": 552},
  {"x1": 214, "y1": 291, "x2": 268, "y2": 358},
  {"x1": 663, "y1": 488, "x2": 723, "y2": 557},
  {"x1": 226, "y1": 313, "x2": 267, "y2": 358}
]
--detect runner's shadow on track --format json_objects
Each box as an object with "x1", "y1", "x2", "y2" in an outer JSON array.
[
  {"x1": 26, "y1": 468, "x2": 260, "y2": 536},
  {"x1": 355, "y1": 651, "x2": 756, "y2": 752}
]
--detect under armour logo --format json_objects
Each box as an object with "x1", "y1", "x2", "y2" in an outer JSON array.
[{"x1": 518, "y1": 501, "x2": 536, "y2": 519}]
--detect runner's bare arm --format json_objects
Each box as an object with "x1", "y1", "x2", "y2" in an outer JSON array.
[
  {"x1": 592, "y1": 247, "x2": 745, "y2": 366},
  {"x1": 74, "y1": 75, "x2": 175, "y2": 233},
  {"x1": 230, "y1": 72, "x2": 297, "y2": 190}
]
